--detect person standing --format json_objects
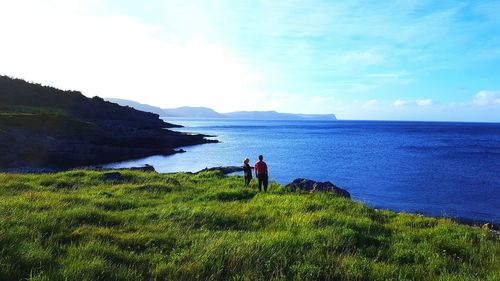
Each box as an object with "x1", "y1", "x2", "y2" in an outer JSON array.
[
  {"x1": 243, "y1": 158, "x2": 252, "y2": 187},
  {"x1": 254, "y1": 155, "x2": 269, "y2": 192}
]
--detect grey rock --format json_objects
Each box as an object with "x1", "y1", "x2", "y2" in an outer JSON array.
[
  {"x1": 286, "y1": 178, "x2": 351, "y2": 198},
  {"x1": 129, "y1": 164, "x2": 156, "y2": 172},
  {"x1": 197, "y1": 166, "x2": 246, "y2": 175}
]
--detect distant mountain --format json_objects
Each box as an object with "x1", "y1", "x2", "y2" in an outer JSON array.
[
  {"x1": 106, "y1": 98, "x2": 337, "y2": 120},
  {"x1": 105, "y1": 98, "x2": 165, "y2": 116},
  {"x1": 223, "y1": 111, "x2": 337, "y2": 120},
  {"x1": 163, "y1": 106, "x2": 224, "y2": 118}
]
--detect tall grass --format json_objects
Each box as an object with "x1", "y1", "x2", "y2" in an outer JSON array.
[{"x1": 0, "y1": 170, "x2": 498, "y2": 280}]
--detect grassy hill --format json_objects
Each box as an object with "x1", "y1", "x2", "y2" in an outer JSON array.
[
  {"x1": 1, "y1": 170, "x2": 498, "y2": 280},
  {"x1": 0, "y1": 76, "x2": 169, "y2": 129}
]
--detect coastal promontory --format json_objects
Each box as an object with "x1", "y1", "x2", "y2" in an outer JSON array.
[{"x1": 0, "y1": 75, "x2": 215, "y2": 170}]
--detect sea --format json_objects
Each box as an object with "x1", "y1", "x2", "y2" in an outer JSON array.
[{"x1": 105, "y1": 119, "x2": 500, "y2": 224}]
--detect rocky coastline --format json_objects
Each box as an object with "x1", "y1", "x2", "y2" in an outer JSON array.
[{"x1": 0, "y1": 75, "x2": 216, "y2": 170}]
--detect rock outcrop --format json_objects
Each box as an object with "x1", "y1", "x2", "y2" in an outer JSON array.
[
  {"x1": 128, "y1": 164, "x2": 156, "y2": 172},
  {"x1": 0, "y1": 75, "x2": 216, "y2": 170},
  {"x1": 286, "y1": 178, "x2": 351, "y2": 198},
  {"x1": 196, "y1": 166, "x2": 247, "y2": 175}
]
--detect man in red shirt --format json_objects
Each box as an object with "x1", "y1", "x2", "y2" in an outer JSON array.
[{"x1": 254, "y1": 155, "x2": 269, "y2": 192}]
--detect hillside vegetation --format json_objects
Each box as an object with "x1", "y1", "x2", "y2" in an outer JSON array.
[
  {"x1": 0, "y1": 170, "x2": 498, "y2": 281},
  {"x1": 0, "y1": 76, "x2": 213, "y2": 169},
  {"x1": 0, "y1": 76, "x2": 167, "y2": 128}
]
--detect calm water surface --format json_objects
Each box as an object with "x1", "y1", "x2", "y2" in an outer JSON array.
[{"x1": 106, "y1": 119, "x2": 500, "y2": 223}]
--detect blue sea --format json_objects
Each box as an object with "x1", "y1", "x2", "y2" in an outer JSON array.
[{"x1": 106, "y1": 119, "x2": 500, "y2": 223}]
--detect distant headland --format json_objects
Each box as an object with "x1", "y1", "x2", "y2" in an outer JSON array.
[
  {"x1": 106, "y1": 98, "x2": 338, "y2": 121},
  {"x1": 0, "y1": 75, "x2": 215, "y2": 170}
]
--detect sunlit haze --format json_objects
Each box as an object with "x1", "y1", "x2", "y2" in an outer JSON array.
[{"x1": 1, "y1": 0, "x2": 499, "y2": 121}]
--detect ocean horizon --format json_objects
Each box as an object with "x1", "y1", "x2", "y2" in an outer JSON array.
[{"x1": 105, "y1": 118, "x2": 500, "y2": 224}]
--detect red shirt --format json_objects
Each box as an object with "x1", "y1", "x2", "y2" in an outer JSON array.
[{"x1": 254, "y1": 160, "x2": 268, "y2": 175}]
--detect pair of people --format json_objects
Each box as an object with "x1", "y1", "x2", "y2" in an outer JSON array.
[{"x1": 243, "y1": 155, "x2": 269, "y2": 192}]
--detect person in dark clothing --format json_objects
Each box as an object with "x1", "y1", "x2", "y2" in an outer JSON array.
[
  {"x1": 243, "y1": 158, "x2": 252, "y2": 187},
  {"x1": 254, "y1": 155, "x2": 268, "y2": 192}
]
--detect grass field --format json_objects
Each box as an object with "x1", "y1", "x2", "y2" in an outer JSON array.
[{"x1": 0, "y1": 169, "x2": 498, "y2": 281}]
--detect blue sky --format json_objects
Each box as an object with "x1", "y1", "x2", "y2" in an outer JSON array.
[{"x1": 0, "y1": 0, "x2": 499, "y2": 121}]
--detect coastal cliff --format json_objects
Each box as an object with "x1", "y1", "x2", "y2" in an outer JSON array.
[{"x1": 0, "y1": 76, "x2": 216, "y2": 170}]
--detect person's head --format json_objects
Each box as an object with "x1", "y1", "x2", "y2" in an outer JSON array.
[
  {"x1": 244, "y1": 158, "x2": 249, "y2": 164},
  {"x1": 258, "y1": 155, "x2": 263, "y2": 161}
]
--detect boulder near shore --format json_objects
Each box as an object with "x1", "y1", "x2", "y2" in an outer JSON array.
[{"x1": 286, "y1": 178, "x2": 351, "y2": 198}]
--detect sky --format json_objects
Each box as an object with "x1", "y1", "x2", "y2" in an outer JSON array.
[{"x1": 0, "y1": 0, "x2": 499, "y2": 121}]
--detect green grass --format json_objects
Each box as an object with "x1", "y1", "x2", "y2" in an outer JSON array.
[
  {"x1": 0, "y1": 170, "x2": 498, "y2": 281},
  {"x1": 0, "y1": 111, "x2": 99, "y2": 133}
]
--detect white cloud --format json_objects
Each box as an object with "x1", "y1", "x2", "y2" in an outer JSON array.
[
  {"x1": 473, "y1": 91, "x2": 500, "y2": 106},
  {"x1": 362, "y1": 99, "x2": 378, "y2": 108},
  {"x1": 392, "y1": 99, "x2": 409, "y2": 107},
  {"x1": 416, "y1": 99, "x2": 433, "y2": 106},
  {"x1": 392, "y1": 99, "x2": 433, "y2": 107},
  {"x1": 311, "y1": 96, "x2": 322, "y2": 104}
]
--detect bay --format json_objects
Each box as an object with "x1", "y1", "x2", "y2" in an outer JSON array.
[{"x1": 105, "y1": 119, "x2": 500, "y2": 223}]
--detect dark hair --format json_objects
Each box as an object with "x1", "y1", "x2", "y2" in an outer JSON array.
[{"x1": 258, "y1": 155, "x2": 263, "y2": 160}]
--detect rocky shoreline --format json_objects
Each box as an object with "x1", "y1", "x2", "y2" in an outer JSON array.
[
  {"x1": 0, "y1": 75, "x2": 216, "y2": 170},
  {"x1": 0, "y1": 115, "x2": 216, "y2": 171}
]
